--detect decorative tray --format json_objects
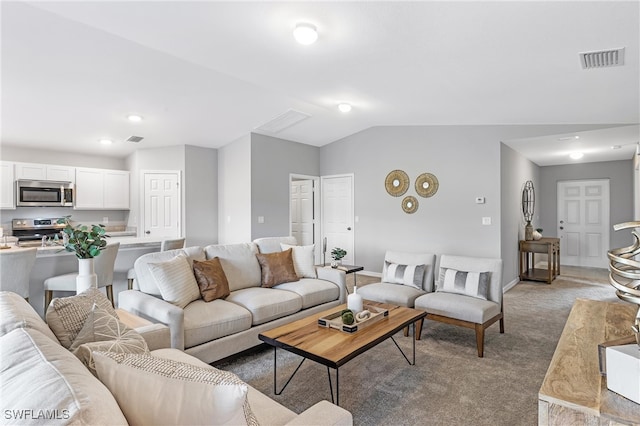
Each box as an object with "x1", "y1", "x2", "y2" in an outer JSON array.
[{"x1": 317, "y1": 304, "x2": 389, "y2": 333}]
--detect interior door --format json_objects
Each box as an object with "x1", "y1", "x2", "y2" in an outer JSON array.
[
  {"x1": 557, "y1": 179, "x2": 610, "y2": 268},
  {"x1": 143, "y1": 172, "x2": 181, "y2": 238},
  {"x1": 321, "y1": 174, "x2": 355, "y2": 265},
  {"x1": 291, "y1": 179, "x2": 314, "y2": 246}
]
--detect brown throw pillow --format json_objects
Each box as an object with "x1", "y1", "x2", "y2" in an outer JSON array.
[
  {"x1": 256, "y1": 248, "x2": 299, "y2": 288},
  {"x1": 192, "y1": 257, "x2": 231, "y2": 302}
]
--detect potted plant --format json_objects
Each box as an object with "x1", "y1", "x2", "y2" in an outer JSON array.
[
  {"x1": 57, "y1": 216, "x2": 109, "y2": 292},
  {"x1": 330, "y1": 247, "x2": 347, "y2": 268}
]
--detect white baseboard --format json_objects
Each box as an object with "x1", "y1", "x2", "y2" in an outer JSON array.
[
  {"x1": 361, "y1": 270, "x2": 381, "y2": 278},
  {"x1": 503, "y1": 278, "x2": 519, "y2": 293}
]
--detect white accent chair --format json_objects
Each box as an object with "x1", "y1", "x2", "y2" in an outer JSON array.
[
  {"x1": 44, "y1": 242, "x2": 120, "y2": 312},
  {"x1": 0, "y1": 247, "x2": 37, "y2": 300},
  {"x1": 414, "y1": 255, "x2": 504, "y2": 357},
  {"x1": 127, "y1": 238, "x2": 185, "y2": 290}
]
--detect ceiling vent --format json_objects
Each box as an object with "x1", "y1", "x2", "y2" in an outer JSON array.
[
  {"x1": 579, "y1": 47, "x2": 625, "y2": 69},
  {"x1": 126, "y1": 135, "x2": 144, "y2": 143},
  {"x1": 255, "y1": 109, "x2": 311, "y2": 134}
]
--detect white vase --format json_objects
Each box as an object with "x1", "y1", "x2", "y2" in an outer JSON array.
[
  {"x1": 76, "y1": 258, "x2": 97, "y2": 294},
  {"x1": 347, "y1": 285, "x2": 363, "y2": 313},
  {"x1": 533, "y1": 231, "x2": 543, "y2": 240}
]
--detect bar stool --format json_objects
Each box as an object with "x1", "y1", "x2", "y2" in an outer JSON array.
[
  {"x1": 127, "y1": 238, "x2": 185, "y2": 290},
  {"x1": 44, "y1": 242, "x2": 120, "y2": 312},
  {"x1": 0, "y1": 248, "x2": 37, "y2": 300}
]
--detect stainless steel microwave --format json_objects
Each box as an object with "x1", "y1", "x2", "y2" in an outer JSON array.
[{"x1": 16, "y1": 180, "x2": 74, "y2": 207}]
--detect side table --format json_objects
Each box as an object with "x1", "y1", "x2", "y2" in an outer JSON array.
[
  {"x1": 519, "y1": 238, "x2": 560, "y2": 284},
  {"x1": 321, "y1": 264, "x2": 364, "y2": 293}
]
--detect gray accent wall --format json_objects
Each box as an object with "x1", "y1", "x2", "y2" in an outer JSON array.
[
  {"x1": 539, "y1": 160, "x2": 634, "y2": 250},
  {"x1": 500, "y1": 143, "x2": 540, "y2": 286},
  {"x1": 184, "y1": 145, "x2": 217, "y2": 246},
  {"x1": 250, "y1": 133, "x2": 320, "y2": 240}
]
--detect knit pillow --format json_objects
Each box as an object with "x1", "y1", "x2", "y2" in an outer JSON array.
[
  {"x1": 255, "y1": 248, "x2": 299, "y2": 288},
  {"x1": 383, "y1": 261, "x2": 427, "y2": 290},
  {"x1": 147, "y1": 254, "x2": 201, "y2": 308},
  {"x1": 437, "y1": 268, "x2": 490, "y2": 300}
]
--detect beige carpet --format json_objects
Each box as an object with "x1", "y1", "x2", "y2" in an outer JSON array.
[{"x1": 218, "y1": 267, "x2": 625, "y2": 426}]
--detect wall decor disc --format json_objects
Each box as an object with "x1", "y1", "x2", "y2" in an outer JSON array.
[
  {"x1": 401, "y1": 196, "x2": 419, "y2": 214},
  {"x1": 415, "y1": 173, "x2": 439, "y2": 198},
  {"x1": 385, "y1": 170, "x2": 409, "y2": 197}
]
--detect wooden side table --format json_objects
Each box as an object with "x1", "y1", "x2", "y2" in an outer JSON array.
[{"x1": 519, "y1": 237, "x2": 560, "y2": 284}]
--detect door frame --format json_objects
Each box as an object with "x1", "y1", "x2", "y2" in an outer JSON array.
[
  {"x1": 320, "y1": 173, "x2": 355, "y2": 265},
  {"x1": 289, "y1": 174, "x2": 321, "y2": 263},
  {"x1": 140, "y1": 170, "x2": 182, "y2": 239}
]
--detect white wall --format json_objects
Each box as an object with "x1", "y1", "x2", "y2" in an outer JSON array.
[
  {"x1": 218, "y1": 135, "x2": 251, "y2": 244},
  {"x1": 634, "y1": 152, "x2": 639, "y2": 220}
]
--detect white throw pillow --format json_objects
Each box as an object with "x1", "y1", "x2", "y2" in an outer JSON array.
[
  {"x1": 383, "y1": 261, "x2": 427, "y2": 290},
  {"x1": 93, "y1": 352, "x2": 259, "y2": 426},
  {"x1": 437, "y1": 268, "x2": 490, "y2": 300},
  {"x1": 147, "y1": 254, "x2": 201, "y2": 309},
  {"x1": 280, "y1": 243, "x2": 316, "y2": 278}
]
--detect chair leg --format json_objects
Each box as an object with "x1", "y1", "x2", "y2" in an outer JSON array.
[
  {"x1": 475, "y1": 324, "x2": 485, "y2": 357},
  {"x1": 127, "y1": 278, "x2": 134, "y2": 290},
  {"x1": 44, "y1": 290, "x2": 53, "y2": 314},
  {"x1": 106, "y1": 285, "x2": 114, "y2": 307},
  {"x1": 403, "y1": 326, "x2": 409, "y2": 337},
  {"x1": 415, "y1": 318, "x2": 424, "y2": 341},
  {"x1": 499, "y1": 317, "x2": 505, "y2": 333}
]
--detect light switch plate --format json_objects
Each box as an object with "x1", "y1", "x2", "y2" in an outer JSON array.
[
  {"x1": 482, "y1": 217, "x2": 492, "y2": 225},
  {"x1": 258, "y1": 216, "x2": 265, "y2": 224}
]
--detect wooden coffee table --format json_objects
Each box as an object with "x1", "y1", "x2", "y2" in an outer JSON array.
[{"x1": 258, "y1": 301, "x2": 426, "y2": 406}]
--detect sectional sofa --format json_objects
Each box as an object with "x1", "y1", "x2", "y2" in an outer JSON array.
[{"x1": 119, "y1": 237, "x2": 347, "y2": 364}]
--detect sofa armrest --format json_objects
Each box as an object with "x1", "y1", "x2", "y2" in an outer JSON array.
[
  {"x1": 316, "y1": 267, "x2": 348, "y2": 303},
  {"x1": 285, "y1": 400, "x2": 352, "y2": 426},
  {"x1": 118, "y1": 290, "x2": 185, "y2": 350},
  {"x1": 135, "y1": 323, "x2": 171, "y2": 351}
]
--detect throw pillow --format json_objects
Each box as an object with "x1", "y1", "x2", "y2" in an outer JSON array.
[
  {"x1": 192, "y1": 257, "x2": 231, "y2": 302},
  {"x1": 46, "y1": 288, "x2": 118, "y2": 348},
  {"x1": 147, "y1": 254, "x2": 201, "y2": 309},
  {"x1": 437, "y1": 268, "x2": 490, "y2": 300},
  {"x1": 383, "y1": 261, "x2": 427, "y2": 290},
  {"x1": 93, "y1": 352, "x2": 259, "y2": 426},
  {"x1": 255, "y1": 248, "x2": 299, "y2": 288},
  {"x1": 280, "y1": 243, "x2": 316, "y2": 278},
  {"x1": 69, "y1": 304, "x2": 149, "y2": 374}
]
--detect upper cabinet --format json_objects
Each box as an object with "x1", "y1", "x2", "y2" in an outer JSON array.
[
  {"x1": 75, "y1": 168, "x2": 129, "y2": 210},
  {"x1": 15, "y1": 162, "x2": 75, "y2": 183},
  {"x1": 0, "y1": 161, "x2": 15, "y2": 209}
]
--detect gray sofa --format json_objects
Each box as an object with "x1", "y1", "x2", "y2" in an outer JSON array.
[
  {"x1": 0, "y1": 291, "x2": 352, "y2": 425},
  {"x1": 119, "y1": 237, "x2": 347, "y2": 364}
]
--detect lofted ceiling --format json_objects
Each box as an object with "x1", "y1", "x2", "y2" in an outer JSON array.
[{"x1": 1, "y1": 1, "x2": 639, "y2": 163}]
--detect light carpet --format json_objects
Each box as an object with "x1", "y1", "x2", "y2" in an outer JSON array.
[{"x1": 218, "y1": 267, "x2": 626, "y2": 426}]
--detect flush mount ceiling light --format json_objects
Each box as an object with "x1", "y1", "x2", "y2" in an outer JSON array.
[
  {"x1": 99, "y1": 139, "x2": 113, "y2": 145},
  {"x1": 612, "y1": 145, "x2": 622, "y2": 150},
  {"x1": 127, "y1": 114, "x2": 143, "y2": 122},
  {"x1": 569, "y1": 152, "x2": 584, "y2": 160},
  {"x1": 293, "y1": 23, "x2": 318, "y2": 45},
  {"x1": 338, "y1": 103, "x2": 352, "y2": 113},
  {"x1": 558, "y1": 135, "x2": 580, "y2": 141}
]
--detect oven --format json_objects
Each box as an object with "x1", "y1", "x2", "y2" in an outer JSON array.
[
  {"x1": 12, "y1": 218, "x2": 66, "y2": 247},
  {"x1": 16, "y1": 180, "x2": 74, "y2": 207}
]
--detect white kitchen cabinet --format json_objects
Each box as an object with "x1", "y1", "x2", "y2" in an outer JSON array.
[
  {"x1": 75, "y1": 167, "x2": 129, "y2": 210},
  {"x1": 0, "y1": 161, "x2": 15, "y2": 209},
  {"x1": 15, "y1": 162, "x2": 75, "y2": 183}
]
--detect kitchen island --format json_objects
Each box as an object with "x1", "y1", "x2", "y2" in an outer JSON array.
[{"x1": 10, "y1": 236, "x2": 164, "y2": 318}]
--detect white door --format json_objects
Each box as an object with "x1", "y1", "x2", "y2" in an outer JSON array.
[
  {"x1": 321, "y1": 174, "x2": 355, "y2": 265},
  {"x1": 291, "y1": 179, "x2": 314, "y2": 246},
  {"x1": 143, "y1": 172, "x2": 181, "y2": 238},
  {"x1": 557, "y1": 179, "x2": 610, "y2": 268}
]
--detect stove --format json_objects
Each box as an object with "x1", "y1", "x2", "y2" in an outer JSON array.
[{"x1": 12, "y1": 218, "x2": 66, "y2": 247}]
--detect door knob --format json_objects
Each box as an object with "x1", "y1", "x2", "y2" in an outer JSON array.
[
  {"x1": 347, "y1": 227, "x2": 352, "y2": 231},
  {"x1": 559, "y1": 227, "x2": 564, "y2": 230},
  {"x1": 560, "y1": 220, "x2": 564, "y2": 224},
  {"x1": 145, "y1": 230, "x2": 150, "y2": 234}
]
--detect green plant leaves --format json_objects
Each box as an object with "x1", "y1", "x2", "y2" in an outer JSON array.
[{"x1": 59, "y1": 216, "x2": 109, "y2": 259}]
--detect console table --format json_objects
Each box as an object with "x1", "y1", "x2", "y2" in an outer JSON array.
[
  {"x1": 538, "y1": 299, "x2": 639, "y2": 425},
  {"x1": 519, "y1": 237, "x2": 560, "y2": 284}
]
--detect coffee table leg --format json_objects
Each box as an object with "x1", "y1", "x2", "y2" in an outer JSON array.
[
  {"x1": 326, "y1": 367, "x2": 340, "y2": 405},
  {"x1": 273, "y1": 347, "x2": 307, "y2": 396}
]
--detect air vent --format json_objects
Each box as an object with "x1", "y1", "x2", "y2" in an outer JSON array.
[
  {"x1": 579, "y1": 47, "x2": 625, "y2": 69},
  {"x1": 126, "y1": 135, "x2": 144, "y2": 143},
  {"x1": 255, "y1": 109, "x2": 311, "y2": 133}
]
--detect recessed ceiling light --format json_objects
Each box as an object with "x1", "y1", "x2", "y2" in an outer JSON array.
[
  {"x1": 557, "y1": 135, "x2": 580, "y2": 141},
  {"x1": 293, "y1": 23, "x2": 318, "y2": 45},
  {"x1": 569, "y1": 152, "x2": 584, "y2": 160},
  {"x1": 99, "y1": 139, "x2": 113, "y2": 145},
  {"x1": 127, "y1": 114, "x2": 143, "y2": 122},
  {"x1": 338, "y1": 103, "x2": 352, "y2": 113}
]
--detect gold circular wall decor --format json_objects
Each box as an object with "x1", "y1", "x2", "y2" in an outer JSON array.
[
  {"x1": 415, "y1": 173, "x2": 439, "y2": 198},
  {"x1": 401, "y1": 196, "x2": 419, "y2": 214},
  {"x1": 385, "y1": 170, "x2": 409, "y2": 197}
]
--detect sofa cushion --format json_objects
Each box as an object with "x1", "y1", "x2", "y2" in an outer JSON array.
[
  {"x1": 1, "y1": 327, "x2": 127, "y2": 425},
  {"x1": 414, "y1": 292, "x2": 501, "y2": 323},
  {"x1": 0, "y1": 291, "x2": 58, "y2": 343},
  {"x1": 253, "y1": 236, "x2": 297, "y2": 254},
  {"x1": 274, "y1": 278, "x2": 339, "y2": 309},
  {"x1": 356, "y1": 283, "x2": 426, "y2": 308},
  {"x1": 383, "y1": 261, "x2": 427, "y2": 290},
  {"x1": 183, "y1": 299, "x2": 253, "y2": 348},
  {"x1": 256, "y1": 248, "x2": 299, "y2": 288},
  {"x1": 135, "y1": 246, "x2": 206, "y2": 297},
  {"x1": 193, "y1": 257, "x2": 231, "y2": 302},
  {"x1": 45, "y1": 288, "x2": 118, "y2": 348},
  {"x1": 437, "y1": 268, "x2": 490, "y2": 300},
  {"x1": 281, "y1": 243, "x2": 317, "y2": 278},
  {"x1": 226, "y1": 287, "x2": 303, "y2": 325},
  {"x1": 93, "y1": 351, "x2": 258, "y2": 426},
  {"x1": 148, "y1": 254, "x2": 202, "y2": 309},
  {"x1": 205, "y1": 243, "x2": 262, "y2": 291}
]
